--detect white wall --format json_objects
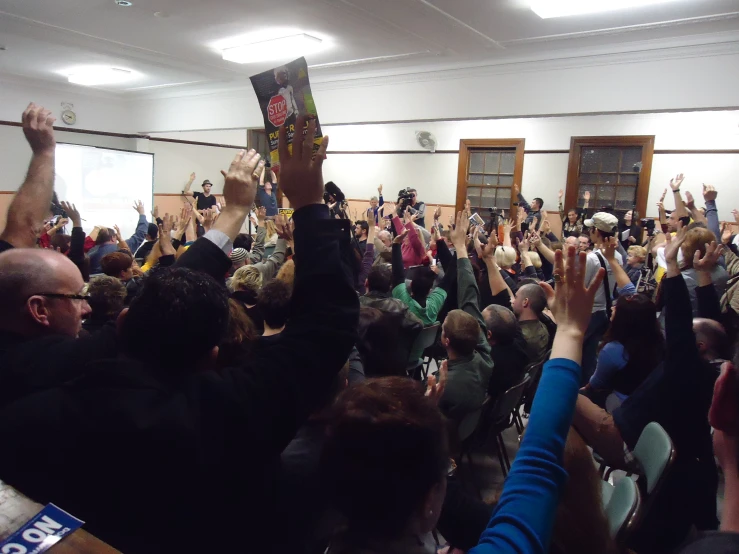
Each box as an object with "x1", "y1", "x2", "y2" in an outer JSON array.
[
  {"x1": 0, "y1": 78, "x2": 133, "y2": 133},
  {"x1": 128, "y1": 47, "x2": 739, "y2": 132}
]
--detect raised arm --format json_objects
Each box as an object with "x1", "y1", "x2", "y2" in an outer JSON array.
[
  {"x1": 693, "y1": 240, "x2": 725, "y2": 323},
  {"x1": 60, "y1": 202, "x2": 87, "y2": 280},
  {"x1": 0, "y1": 104, "x2": 56, "y2": 249},
  {"x1": 513, "y1": 183, "x2": 531, "y2": 213},
  {"x1": 670, "y1": 174, "x2": 689, "y2": 217},
  {"x1": 472, "y1": 247, "x2": 605, "y2": 554},
  {"x1": 703, "y1": 184, "x2": 721, "y2": 243},
  {"x1": 531, "y1": 231, "x2": 556, "y2": 265},
  {"x1": 391, "y1": 233, "x2": 407, "y2": 287},
  {"x1": 181, "y1": 172, "x2": 196, "y2": 197},
  {"x1": 125, "y1": 200, "x2": 149, "y2": 252}
]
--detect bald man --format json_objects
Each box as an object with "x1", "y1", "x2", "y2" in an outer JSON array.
[{"x1": 0, "y1": 249, "x2": 116, "y2": 409}]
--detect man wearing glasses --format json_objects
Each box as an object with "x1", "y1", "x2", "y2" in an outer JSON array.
[{"x1": 407, "y1": 188, "x2": 426, "y2": 228}]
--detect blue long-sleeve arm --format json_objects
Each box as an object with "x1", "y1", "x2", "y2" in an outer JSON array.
[
  {"x1": 471, "y1": 358, "x2": 580, "y2": 554},
  {"x1": 126, "y1": 214, "x2": 148, "y2": 253}
]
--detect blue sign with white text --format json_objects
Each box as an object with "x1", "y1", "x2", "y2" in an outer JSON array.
[{"x1": 0, "y1": 503, "x2": 84, "y2": 554}]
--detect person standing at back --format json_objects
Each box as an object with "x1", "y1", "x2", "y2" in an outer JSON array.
[{"x1": 182, "y1": 173, "x2": 218, "y2": 212}]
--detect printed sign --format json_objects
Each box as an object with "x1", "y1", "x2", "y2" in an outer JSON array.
[
  {"x1": 0, "y1": 504, "x2": 84, "y2": 554},
  {"x1": 250, "y1": 57, "x2": 323, "y2": 167},
  {"x1": 278, "y1": 208, "x2": 294, "y2": 218}
]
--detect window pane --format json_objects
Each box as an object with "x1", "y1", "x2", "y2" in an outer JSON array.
[
  {"x1": 580, "y1": 149, "x2": 599, "y2": 173},
  {"x1": 469, "y1": 152, "x2": 484, "y2": 174},
  {"x1": 578, "y1": 185, "x2": 596, "y2": 207},
  {"x1": 467, "y1": 187, "x2": 482, "y2": 207},
  {"x1": 579, "y1": 173, "x2": 598, "y2": 185},
  {"x1": 597, "y1": 185, "x2": 616, "y2": 207},
  {"x1": 616, "y1": 185, "x2": 636, "y2": 204},
  {"x1": 483, "y1": 175, "x2": 499, "y2": 186},
  {"x1": 619, "y1": 174, "x2": 638, "y2": 185},
  {"x1": 480, "y1": 187, "x2": 496, "y2": 208},
  {"x1": 620, "y1": 148, "x2": 643, "y2": 172},
  {"x1": 601, "y1": 148, "x2": 620, "y2": 173},
  {"x1": 485, "y1": 152, "x2": 501, "y2": 173},
  {"x1": 496, "y1": 187, "x2": 511, "y2": 209},
  {"x1": 500, "y1": 152, "x2": 516, "y2": 174},
  {"x1": 468, "y1": 174, "x2": 483, "y2": 185},
  {"x1": 598, "y1": 174, "x2": 617, "y2": 185},
  {"x1": 498, "y1": 175, "x2": 514, "y2": 186}
]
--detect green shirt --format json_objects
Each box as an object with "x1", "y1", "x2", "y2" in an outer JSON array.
[{"x1": 392, "y1": 283, "x2": 447, "y2": 326}]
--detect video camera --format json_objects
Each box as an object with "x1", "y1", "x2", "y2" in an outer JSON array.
[
  {"x1": 397, "y1": 187, "x2": 414, "y2": 205},
  {"x1": 641, "y1": 218, "x2": 656, "y2": 236}
]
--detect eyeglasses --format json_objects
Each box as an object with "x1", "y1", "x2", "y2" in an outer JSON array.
[{"x1": 28, "y1": 293, "x2": 91, "y2": 301}]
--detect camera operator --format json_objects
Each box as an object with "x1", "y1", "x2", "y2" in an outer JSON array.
[
  {"x1": 397, "y1": 187, "x2": 426, "y2": 228},
  {"x1": 324, "y1": 181, "x2": 348, "y2": 220}
]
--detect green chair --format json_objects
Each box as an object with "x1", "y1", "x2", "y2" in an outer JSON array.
[
  {"x1": 602, "y1": 477, "x2": 641, "y2": 545},
  {"x1": 632, "y1": 421, "x2": 676, "y2": 495}
]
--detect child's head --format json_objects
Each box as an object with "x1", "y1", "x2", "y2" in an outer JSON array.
[{"x1": 627, "y1": 245, "x2": 647, "y2": 268}]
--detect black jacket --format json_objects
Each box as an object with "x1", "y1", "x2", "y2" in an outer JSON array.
[{"x1": 0, "y1": 207, "x2": 358, "y2": 554}]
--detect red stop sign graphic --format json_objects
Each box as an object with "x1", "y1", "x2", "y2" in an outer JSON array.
[{"x1": 267, "y1": 95, "x2": 287, "y2": 127}]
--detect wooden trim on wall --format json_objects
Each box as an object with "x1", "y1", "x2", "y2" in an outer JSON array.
[
  {"x1": 456, "y1": 138, "x2": 526, "y2": 214},
  {"x1": 565, "y1": 135, "x2": 655, "y2": 219},
  {"x1": 0, "y1": 120, "x2": 145, "y2": 139}
]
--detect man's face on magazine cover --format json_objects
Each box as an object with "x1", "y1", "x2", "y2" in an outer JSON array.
[{"x1": 276, "y1": 70, "x2": 289, "y2": 86}]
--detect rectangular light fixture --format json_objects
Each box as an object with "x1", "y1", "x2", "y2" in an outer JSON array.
[
  {"x1": 68, "y1": 67, "x2": 134, "y2": 86},
  {"x1": 222, "y1": 33, "x2": 322, "y2": 64},
  {"x1": 531, "y1": 0, "x2": 679, "y2": 19}
]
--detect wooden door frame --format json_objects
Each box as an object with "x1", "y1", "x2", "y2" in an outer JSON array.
[
  {"x1": 456, "y1": 138, "x2": 526, "y2": 213},
  {"x1": 565, "y1": 135, "x2": 655, "y2": 219}
]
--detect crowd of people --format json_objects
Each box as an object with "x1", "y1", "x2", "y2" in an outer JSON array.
[{"x1": 1, "y1": 102, "x2": 739, "y2": 554}]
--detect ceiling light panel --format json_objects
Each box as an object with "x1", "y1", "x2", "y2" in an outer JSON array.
[
  {"x1": 531, "y1": 0, "x2": 681, "y2": 19},
  {"x1": 65, "y1": 67, "x2": 138, "y2": 87},
  {"x1": 220, "y1": 33, "x2": 325, "y2": 64}
]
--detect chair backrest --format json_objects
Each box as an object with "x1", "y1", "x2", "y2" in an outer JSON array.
[
  {"x1": 632, "y1": 421, "x2": 675, "y2": 495},
  {"x1": 604, "y1": 477, "x2": 641, "y2": 543},
  {"x1": 491, "y1": 375, "x2": 530, "y2": 428},
  {"x1": 408, "y1": 322, "x2": 441, "y2": 362}
]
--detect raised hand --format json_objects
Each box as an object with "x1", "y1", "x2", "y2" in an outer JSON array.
[
  {"x1": 434, "y1": 205, "x2": 442, "y2": 220},
  {"x1": 60, "y1": 201, "x2": 81, "y2": 227},
  {"x1": 482, "y1": 236, "x2": 496, "y2": 260},
  {"x1": 513, "y1": 184, "x2": 520, "y2": 196},
  {"x1": 518, "y1": 236, "x2": 530, "y2": 254},
  {"x1": 393, "y1": 229, "x2": 408, "y2": 245},
  {"x1": 158, "y1": 213, "x2": 176, "y2": 256},
  {"x1": 274, "y1": 213, "x2": 294, "y2": 243},
  {"x1": 685, "y1": 191, "x2": 696, "y2": 210},
  {"x1": 425, "y1": 360, "x2": 448, "y2": 404},
  {"x1": 219, "y1": 149, "x2": 264, "y2": 210},
  {"x1": 540, "y1": 211, "x2": 551, "y2": 234},
  {"x1": 583, "y1": 190, "x2": 591, "y2": 202},
  {"x1": 703, "y1": 183, "x2": 717, "y2": 202},
  {"x1": 201, "y1": 208, "x2": 217, "y2": 232},
  {"x1": 602, "y1": 236, "x2": 618, "y2": 262},
  {"x1": 659, "y1": 188, "x2": 668, "y2": 203},
  {"x1": 558, "y1": 189, "x2": 564, "y2": 200},
  {"x1": 278, "y1": 115, "x2": 328, "y2": 211},
  {"x1": 404, "y1": 206, "x2": 413, "y2": 225},
  {"x1": 378, "y1": 184, "x2": 383, "y2": 195},
  {"x1": 450, "y1": 211, "x2": 468, "y2": 255},
  {"x1": 733, "y1": 209, "x2": 739, "y2": 224},
  {"x1": 257, "y1": 206, "x2": 267, "y2": 223},
  {"x1": 721, "y1": 223, "x2": 733, "y2": 246},
  {"x1": 670, "y1": 173, "x2": 685, "y2": 191},
  {"x1": 529, "y1": 230, "x2": 541, "y2": 249},
  {"x1": 189, "y1": 172, "x2": 196, "y2": 182},
  {"x1": 151, "y1": 205, "x2": 159, "y2": 220},
  {"x1": 133, "y1": 200, "x2": 145, "y2": 215},
  {"x1": 113, "y1": 225, "x2": 123, "y2": 241},
  {"x1": 539, "y1": 246, "x2": 605, "y2": 338},
  {"x1": 694, "y1": 241, "x2": 724, "y2": 271},
  {"x1": 22, "y1": 103, "x2": 56, "y2": 155}
]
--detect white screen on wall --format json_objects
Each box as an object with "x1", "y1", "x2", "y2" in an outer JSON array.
[{"x1": 54, "y1": 143, "x2": 154, "y2": 239}]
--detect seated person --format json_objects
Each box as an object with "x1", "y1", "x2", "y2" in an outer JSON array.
[
  {"x1": 228, "y1": 248, "x2": 248, "y2": 277},
  {"x1": 360, "y1": 264, "x2": 395, "y2": 305},
  {"x1": 82, "y1": 275, "x2": 127, "y2": 335},
  {"x1": 482, "y1": 305, "x2": 530, "y2": 400},
  {"x1": 100, "y1": 251, "x2": 141, "y2": 304},
  {"x1": 88, "y1": 202, "x2": 149, "y2": 274},
  {"x1": 512, "y1": 283, "x2": 550, "y2": 362},
  {"x1": 230, "y1": 265, "x2": 264, "y2": 333},
  {"x1": 257, "y1": 279, "x2": 291, "y2": 341},
  {"x1": 583, "y1": 290, "x2": 664, "y2": 407},
  {"x1": 437, "y1": 211, "x2": 493, "y2": 442},
  {"x1": 573, "y1": 232, "x2": 726, "y2": 554},
  {"x1": 391, "y1": 234, "x2": 450, "y2": 326},
  {"x1": 625, "y1": 245, "x2": 647, "y2": 285},
  {"x1": 134, "y1": 223, "x2": 159, "y2": 264},
  {"x1": 495, "y1": 246, "x2": 519, "y2": 291}
]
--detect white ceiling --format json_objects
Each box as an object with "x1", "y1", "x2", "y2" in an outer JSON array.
[{"x1": 0, "y1": 0, "x2": 738, "y2": 95}]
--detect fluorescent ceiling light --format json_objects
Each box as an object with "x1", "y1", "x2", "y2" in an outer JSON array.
[
  {"x1": 531, "y1": 0, "x2": 679, "y2": 19},
  {"x1": 222, "y1": 33, "x2": 323, "y2": 64},
  {"x1": 66, "y1": 67, "x2": 136, "y2": 86}
]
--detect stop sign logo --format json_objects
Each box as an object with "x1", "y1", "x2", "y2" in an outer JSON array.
[{"x1": 267, "y1": 95, "x2": 287, "y2": 127}]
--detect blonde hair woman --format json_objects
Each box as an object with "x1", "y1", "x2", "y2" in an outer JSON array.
[{"x1": 230, "y1": 265, "x2": 266, "y2": 334}]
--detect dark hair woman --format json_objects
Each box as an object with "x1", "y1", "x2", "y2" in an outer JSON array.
[{"x1": 585, "y1": 292, "x2": 665, "y2": 406}]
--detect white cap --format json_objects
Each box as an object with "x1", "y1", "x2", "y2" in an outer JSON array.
[{"x1": 584, "y1": 212, "x2": 619, "y2": 233}]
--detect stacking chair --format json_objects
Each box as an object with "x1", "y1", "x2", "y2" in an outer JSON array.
[
  {"x1": 407, "y1": 322, "x2": 440, "y2": 380},
  {"x1": 486, "y1": 375, "x2": 530, "y2": 476},
  {"x1": 602, "y1": 477, "x2": 641, "y2": 546},
  {"x1": 632, "y1": 421, "x2": 676, "y2": 496}
]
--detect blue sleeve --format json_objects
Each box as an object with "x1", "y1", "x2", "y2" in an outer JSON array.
[
  {"x1": 471, "y1": 358, "x2": 580, "y2": 554},
  {"x1": 617, "y1": 282, "x2": 637, "y2": 296},
  {"x1": 126, "y1": 214, "x2": 148, "y2": 252},
  {"x1": 705, "y1": 200, "x2": 721, "y2": 246},
  {"x1": 378, "y1": 195, "x2": 384, "y2": 207},
  {"x1": 517, "y1": 193, "x2": 531, "y2": 213},
  {"x1": 589, "y1": 342, "x2": 628, "y2": 390}
]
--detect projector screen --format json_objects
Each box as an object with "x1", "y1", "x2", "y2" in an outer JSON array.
[{"x1": 54, "y1": 143, "x2": 154, "y2": 240}]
